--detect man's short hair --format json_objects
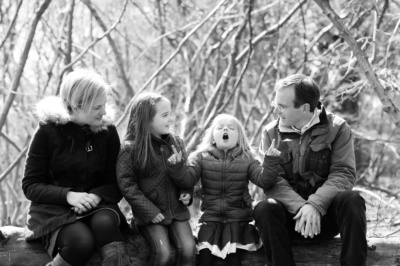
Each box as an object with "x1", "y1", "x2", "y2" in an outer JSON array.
[{"x1": 276, "y1": 74, "x2": 320, "y2": 112}]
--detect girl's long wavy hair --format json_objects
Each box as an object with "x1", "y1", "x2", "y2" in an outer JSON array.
[
  {"x1": 124, "y1": 91, "x2": 168, "y2": 171},
  {"x1": 188, "y1": 114, "x2": 257, "y2": 162}
]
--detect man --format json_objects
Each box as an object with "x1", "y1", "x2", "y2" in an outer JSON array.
[{"x1": 254, "y1": 74, "x2": 367, "y2": 266}]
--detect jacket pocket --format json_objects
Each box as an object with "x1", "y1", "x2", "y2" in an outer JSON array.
[{"x1": 308, "y1": 143, "x2": 331, "y2": 177}]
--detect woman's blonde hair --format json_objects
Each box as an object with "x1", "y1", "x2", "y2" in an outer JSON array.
[
  {"x1": 60, "y1": 70, "x2": 110, "y2": 114},
  {"x1": 189, "y1": 114, "x2": 256, "y2": 161}
]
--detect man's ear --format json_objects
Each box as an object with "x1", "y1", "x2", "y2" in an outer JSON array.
[{"x1": 303, "y1": 103, "x2": 311, "y2": 113}]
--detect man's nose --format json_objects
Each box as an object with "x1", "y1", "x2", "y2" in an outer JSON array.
[{"x1": 273, "y1": 107, "x2": 281, "y2": 115}]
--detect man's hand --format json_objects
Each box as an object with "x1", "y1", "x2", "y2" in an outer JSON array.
[
  {"x1": 179, "y1": 193, "x2": 191, "y2": 205},
  {"x1": 293, "y1": 204, "x2": 321, "y2": 238},
  {"x1": 152, "y1": 213, "x2": 165, "y2": 223}
]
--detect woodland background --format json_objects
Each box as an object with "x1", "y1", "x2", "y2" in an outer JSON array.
[{"x1": 0, "y1": 0, "x2": 400, "y2": 237}]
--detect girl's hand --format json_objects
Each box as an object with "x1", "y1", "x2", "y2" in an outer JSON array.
[
  {"x1": 167, "y1": 145, "x2": 182, "y2": 164},
  {"x1": 67, "y1": 191, "x2": 97, "y2": 213},
  {"x1": 266, "y1": 139, "x2": 281, "y2": 157},
  {"x1": 179, "y1": 193, "x2": 191, "y2": 205},
  {"x1": 152, "y1": 213, "x2": 165, "y2": 223}
]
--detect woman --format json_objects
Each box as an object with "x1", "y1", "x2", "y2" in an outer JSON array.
[{"x1": 22, "y1": 70, "x2": 130, "y2": 266}]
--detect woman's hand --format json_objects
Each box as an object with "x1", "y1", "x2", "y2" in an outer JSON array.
[
  {"x1": 179, "y1": 193, "x2": 191, "y2": 205},
  {"x1": 67, "y1": 191, "x2": 98, "y2": 214},
  {"x1": 266, "y1": 139, "x2": 281, "y2": 157},
  {"x1": 151, "y1": 213, "x2": 165, "y2": 223},
  {"x1": 167, "y1": 145, "x2": 182, "y2": 164}
]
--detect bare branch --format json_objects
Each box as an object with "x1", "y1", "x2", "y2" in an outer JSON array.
[
  {"x1": 0, "y1": 146, "x2": 28, "y2": 184},
  {"x1": 235, "y1": 0, "x2": 307, "y2": 63},
  {"x1": 117, "y1": 0, "x2": 227, "y2": 128},
  {"x1": 0, "y1": 0, "x2": 23, "y2": 50},
  {"x1": 314, "y1": 0, "x2": 400, "y2": 128},
  {"x1": 0, "y1": 0, "x2": 52, "y2": 134},
  {"x1": 136, "y1": 0, "x2": 227, "y2": 95},
  {"x1": 82, "y1": 0, "x2": 133, "y2": 98},
  {"x1": 250, "y1": 108, "x2": 274, "y2": 146},
  {"x1": 384, "y1": 17, "x2": 400, "y2": 70},
  {"x1": 64, "y1": 0, "x2": 75, "y2": 72},
  {"x1": 0, "y1": 132, "x2": 22, "y2": 152},
  {"x1": 55, "y1": 0, "x2": 129, "y2": 94}
]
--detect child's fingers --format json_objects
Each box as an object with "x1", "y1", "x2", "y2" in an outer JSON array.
[
  {"x1": 270, "y1": 139, "x2": 276, "y2": 149},
  {"x1": 272, "y1": 148, "x2": 281, "y2": 156},
  {"x1": 172, "y1": 145, "x2": 179, "y2": 155},
  {"x1": 177, "y1": 151, "x2": 182, "y2": 161}
]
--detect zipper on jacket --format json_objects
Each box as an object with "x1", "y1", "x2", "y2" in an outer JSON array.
[
  {"x1": 221, "y1": 150, "x2": 227, "y2": 223},
  {"x1": 69, "y1": 136, "x2": 75, "y2": 154},
  {"x1": 160, "y1": 146, "x2": 173, "y2": 219}
]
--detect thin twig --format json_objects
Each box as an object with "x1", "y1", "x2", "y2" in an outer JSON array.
[
  {"x1": 0, "y1": 146, "x2": 28, "y2": 184},
  {"x1": 55, "y1": 0, "x2": 128, "y2": 94},
  {"x1": 0, "y1": 0, "x2": 23, "y2": 50}
]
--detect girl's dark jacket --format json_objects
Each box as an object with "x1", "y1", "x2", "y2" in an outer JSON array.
[
  {"x1": 22, "y1": 96, "x2": 127, "y2": 241},
  {"x1": 116, "y1": 134, "x2": 192, "y2": 227},
  {"x1": 184, "y1": 146, "x2": 280, "y2": 223}
]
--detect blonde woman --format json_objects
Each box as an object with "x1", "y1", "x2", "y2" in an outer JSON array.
[{"x1": 22, "y1": 70, "x2": 130, "y2": 266}]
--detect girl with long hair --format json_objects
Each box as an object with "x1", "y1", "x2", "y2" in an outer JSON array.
[{"x1": 116, "y1": 91, "x2": 196, "y2": 266}]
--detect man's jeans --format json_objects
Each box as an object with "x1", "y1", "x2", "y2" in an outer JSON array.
[
  {"x1": 139, "y1": 220, "x2": 196, "y2": 266},
  {"x1": 254, "y1": 191, "x2": 367, "y2": 266}
]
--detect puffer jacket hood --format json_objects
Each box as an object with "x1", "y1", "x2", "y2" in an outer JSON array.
[{"x1": 35, "y1": 96, "x2": 115, "y2": 133}]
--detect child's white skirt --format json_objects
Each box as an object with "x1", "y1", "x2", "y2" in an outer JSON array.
[{"x1": 197, "y1": 221, "x2": 262, "y2": 259}]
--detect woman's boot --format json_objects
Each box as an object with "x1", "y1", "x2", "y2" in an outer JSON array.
[
  {"x1": 45, "y1": 253, "x2": 71, "y2": 266},
  {"x1": 100, "y1": 241, "x2": 131, "y2": 266}
]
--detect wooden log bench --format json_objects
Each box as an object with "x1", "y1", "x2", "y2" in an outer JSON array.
[{"x1": 1, "y1": 225, "x2": 399, "y2": 266}]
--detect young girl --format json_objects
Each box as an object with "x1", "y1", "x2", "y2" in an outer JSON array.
[
  {"x1": 22, "y1": 70, "x2": 130, "y2": 266},
  {"x1": 186, "y1": 114, "x2": 281, "y2": 266},
  {"x1": 116, "y1": 91, "x2": 196, "y2": 266}
]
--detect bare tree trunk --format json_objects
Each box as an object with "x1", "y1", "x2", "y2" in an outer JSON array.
[
  {"x1": 313, "y1": 0, "x2": 400, "y2": 127},
  {"x1": 64, "y1": 0, "x2": 75, "y2": 73},
  {"x1": 0, "y1": 0, "x2": 52, "y2": 134}
]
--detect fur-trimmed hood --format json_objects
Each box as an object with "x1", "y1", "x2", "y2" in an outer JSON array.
[{"x1": 35, "y1": 96, "x2": 116, "y2": 133}]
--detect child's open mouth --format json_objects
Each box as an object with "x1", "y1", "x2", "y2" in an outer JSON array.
[{"x1": 223, "y1": 133, "x2": 229, "y2": 140}]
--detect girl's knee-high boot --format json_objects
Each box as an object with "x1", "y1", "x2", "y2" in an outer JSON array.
[
  {"x1": 45, "y1": 253, "x2": 71, "y2": 266},
  {"x1": 100, "y1": 241, "x2": 131, "y2": 266}
]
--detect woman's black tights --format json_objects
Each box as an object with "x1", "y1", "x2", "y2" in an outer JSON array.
[
  {"x1": 54, "y1": 209, "x2": 123, "y2": 266},
  {"x1": 198, "y1": 248, "x2": 243, "y2": 266}
]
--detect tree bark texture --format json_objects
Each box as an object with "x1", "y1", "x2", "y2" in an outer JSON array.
[{"x1": 1, "y1": 226, "x2": 399, "y2": 266}]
